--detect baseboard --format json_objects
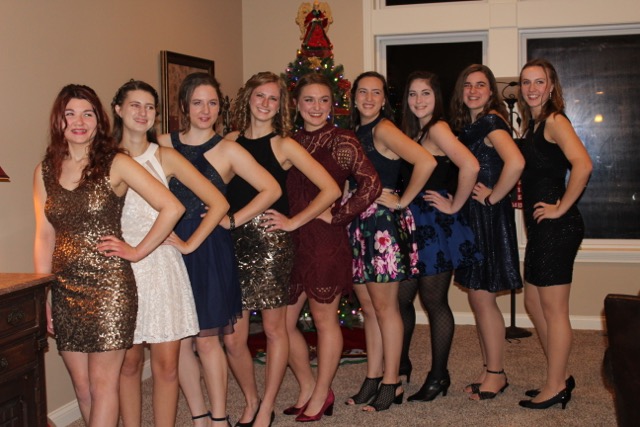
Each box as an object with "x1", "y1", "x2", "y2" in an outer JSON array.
[
  {"x1": 416, "y1": 311, "x2": 605, "y2": 330},
  {"x1": 48, "y1": 359, "x2": 152, "y2": 427}
]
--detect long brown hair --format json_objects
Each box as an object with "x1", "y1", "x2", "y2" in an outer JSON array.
[
  {"x1": 401, "y1": 71, "x2": 445, "y2": 141},
  {"x1": 46, "y1": 84, "x2": 117, "y2": 182},
  {"x1": 517, "y1": 58, "x2": 565, "y2": 132},
  {"x1": 231, "y1": 71, "x2": 292, "y2": 138},
  {"x1": 449, "y1": 64, "x2": 509, "y2": 133}
]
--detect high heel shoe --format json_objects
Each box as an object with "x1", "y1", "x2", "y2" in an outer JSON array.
[
  {"x1": 525, "y1": 375, "x2": 575, "y2": 398},
  {"x1": 463, "y1": 364, "x2": 486, "y2": 394},
  {"x1": 519, "y1": 388, "x2": 571, "y2": 409},
  {"x1": 399, "y1": 360, "x2": 413, "y2": 384},
  {"x1": 235, "y1": 400, "x2": 261, "y2": 427},
  {"x1": 407, "y1": 371, "x2": 450, "y2": 402},
  {"x1": 363, "y1": 382, "x2": 403, "y2": 412},
  {"x1": 345, "y1": 376, "x2": 382, "y2": 405},
  {"x1": 283, "y1": 404, "x2": 305, "y2": 416},
  {"x1": 471, "y1": 369, "x2": 509, "y2": 400},
  {"x1": 295, "y1": 389, "x2": 334, "y2": 422},
  {"x1": 210, "y1": 415, "x2": 232, "y2": 427}
]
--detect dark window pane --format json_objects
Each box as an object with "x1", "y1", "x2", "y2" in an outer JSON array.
[
  {"x1": 528, "y1": 34, "x2": 640, "y2": 239},
  {"x1": 385, "y1": 0, "x2": 479, "y2": 5}
]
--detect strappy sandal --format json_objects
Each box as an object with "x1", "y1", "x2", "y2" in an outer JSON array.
[{"x1": 472, "y1": 369, "x2": 509, "y2": 400}]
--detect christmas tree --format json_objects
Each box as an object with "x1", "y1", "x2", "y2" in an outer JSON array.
[{"x1": 282, "y1": 1, "x2": 352, "y2": 129}]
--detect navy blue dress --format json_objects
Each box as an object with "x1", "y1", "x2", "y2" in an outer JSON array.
[
  {"x1": 454, "y1": 115, "x2": 522, "y2": 292},
  {"x1": 169, "y1": 132, "x2": 242, "y2": 336},
  {"x1": 520, "y1": 119, "x2": 584, "y2": 286}
]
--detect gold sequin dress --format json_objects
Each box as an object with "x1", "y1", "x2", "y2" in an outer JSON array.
[{"x1": 43, "y1": 156, "x2": 137, "y2": 352}]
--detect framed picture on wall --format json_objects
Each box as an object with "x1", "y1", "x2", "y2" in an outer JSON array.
[{"x1": 160, "y1": 51, "x2": 214, "y2": 133}]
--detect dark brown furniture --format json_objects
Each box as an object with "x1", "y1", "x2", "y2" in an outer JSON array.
[{"x1": 0, "y1": 273, "x2": 51, "y2": 427}]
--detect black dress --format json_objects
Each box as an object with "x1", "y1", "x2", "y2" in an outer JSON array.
[
  {"x1": 455, "y1": 114, "x2": 522, "y2": 292},
  {"x1": 520, "y1": 119, "x2": 584, "y2": 286}
]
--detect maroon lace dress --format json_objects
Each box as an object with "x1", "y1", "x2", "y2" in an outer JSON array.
[{"x1": 288, "y1": 124, "x2": 381, "y2": 303}]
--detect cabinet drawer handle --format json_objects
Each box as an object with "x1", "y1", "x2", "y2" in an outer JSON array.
[
  {"x1": 7, "y1": 309, "x2": 25, "y2": 325},
  {"x1": 0, "y1": 357, "x2": 7, "y2": 372}
]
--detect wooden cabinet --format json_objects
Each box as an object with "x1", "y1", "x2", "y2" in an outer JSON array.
[{"x1": 0, "y1": 273, "x2": 51, "y2": 427}]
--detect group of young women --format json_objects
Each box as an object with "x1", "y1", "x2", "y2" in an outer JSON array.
[{"x1": 33, "y1": 58, "x2": 591, "y2": 426}]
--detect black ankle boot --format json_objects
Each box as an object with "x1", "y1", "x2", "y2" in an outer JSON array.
[{"x1": 408, "y1": 371, "x2": 451, "y2": 402}]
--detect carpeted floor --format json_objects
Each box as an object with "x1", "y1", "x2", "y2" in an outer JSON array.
[{"x1": 69, "y1": 325, "x2": 617, "y2": 426}]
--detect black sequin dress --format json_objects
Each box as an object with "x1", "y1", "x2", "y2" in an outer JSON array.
[
  {"x1": 455, "y1": 114, "x2": 522, "y2": 292},
  {"x1": 520, "y1": 119, "x2": 584, "y2": 286},
  {"x1": 227, "y1": 132, "x2": 294, "y2": 311},
  {"x1": 169, "y1": 132, "x2": 242, "y2": 336},
  {"x1": 43, "y1": 155, "x2": 137, "y2": 352}
]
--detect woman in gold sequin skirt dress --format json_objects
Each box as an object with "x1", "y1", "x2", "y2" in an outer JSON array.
[
  {"x1": 222, "y1": 72, "x2": 340, "y2": 427},
  {"x1": 33, "y1": 84, "x2": 184, "y2": 426}
]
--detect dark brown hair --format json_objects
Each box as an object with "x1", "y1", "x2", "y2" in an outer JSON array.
[
  {"x1": 401, "y1": 71, "x2": 445, "y2": 141},
  {"x1": 349, "y1": 71, "x2": 394, "y2": 129},
  {"x1": 111, "y1": 79, "x2": 159, "y2": 143},
  {"x1": 177, "y1": 72, "x2": 223, "y2": 132}
]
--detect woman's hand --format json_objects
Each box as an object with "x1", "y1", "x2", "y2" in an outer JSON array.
[
  {"x1": 97, "y1": 236, "x2": 141, "y2": 262},
  {"x1": 163, "y1": 231, "x2": 192, "y2": 254},
  {"x1": 533, "y1": 200, "x2": 562, "y2": 223},
  {"x1": 376, "y1": 188, "x2": 401, "y2": 210},
  {"x1": 262, "y1": 209, "x2": 294, "y2": 232},
  {"x1": 46, "y1": 300, "x2": 54, "y2": 336},
  {"x1": 424, "y1": 190, "x2": 456, "y2": 214},
  {"x1": 471, "y1": 182, "x2": 493, "y2": 206}
]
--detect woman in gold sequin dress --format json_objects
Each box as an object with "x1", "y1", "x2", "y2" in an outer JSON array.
[
  {"x1": 222, "y1": 72, "x2": 340, "y2": 427},
  {"x1": 33, "y1": 84, "x2": 184, "y2": 426}
]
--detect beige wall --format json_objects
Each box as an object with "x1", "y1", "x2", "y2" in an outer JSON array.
[{"x1": 0, "y1": 0, "x2": 243, "y2": 418}]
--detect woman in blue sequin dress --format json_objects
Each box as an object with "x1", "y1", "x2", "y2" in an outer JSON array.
[
  {"x1": 157, "y1": 73, "x2": 280, "y2": 426},
  {"x1": 450, "y1": 64, "x2": 525, "y2": 401}
]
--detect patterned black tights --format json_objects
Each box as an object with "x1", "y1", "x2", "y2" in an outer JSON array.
[{"x1": 398, "y1": 271, "x2": 454, "y2": 379}]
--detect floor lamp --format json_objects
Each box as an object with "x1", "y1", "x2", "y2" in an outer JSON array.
[{"x1": 498, "y1": 80, "x2": 532, "y2": 340}]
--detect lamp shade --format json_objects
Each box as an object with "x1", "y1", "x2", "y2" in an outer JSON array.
[{"x1": 0, "y1": 164, "x2": 9, "y2": 181}]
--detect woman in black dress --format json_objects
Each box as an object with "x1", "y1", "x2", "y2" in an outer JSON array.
[{"x1": 517, "y1": 59, "x2": 592, "y2": 410}]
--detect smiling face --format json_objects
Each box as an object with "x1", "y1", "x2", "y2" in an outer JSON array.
[
  {"x1": 520, "y1": 65, "x2": 554, "y2": 116},
  {"x1": 407, "y1": 78, "x2": 435, "y2": 127},
  {"x1": 295, "y1": 83, "x2": 332, "y2": 132},
  {"x1": 463, "y1": 71, "x2": 492, "y2": 117},
  {"x1": 63, "y1": 98, "x2": 97, "y2": 146},
  {"x1": 188, "y1": 84, "x2": 219, "y2": 130},
  {"x1": 249, "y1": 82, "x2": 280, "y2": 123},
  {"x1": 115, "y1": 89, "x2": 156, "y2": 134},
  {"x1": 354, "y1": 76, "x2": 385, "y2": 124}
]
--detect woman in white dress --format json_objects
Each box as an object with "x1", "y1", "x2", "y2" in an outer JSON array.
[{"x1": 110, "y1": 80, "x2": 229, "y2": 426}]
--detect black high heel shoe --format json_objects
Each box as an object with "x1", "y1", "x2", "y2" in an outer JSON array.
[
  {"x1": 235, "y1": 400, "x2": 261, "y2": 427},
  {"x1": 519, "y1": 388, "x2": 571, "y2": 409},
  {"x1": 399, "y1": 360, "x2": 413, "y2": 384},
  {"x1": 463, "y1": 364, "x2": 486, "y2": 394},
  {"x1": 525, "y1": 375, "x2": 575, "y2": 398},
  {"x1": 363, "y1": 382, "x2": 403, "y2": 412},
  {"x1": 345, "y1": 376, "x2": 382, "y2": 405},
  {"x1": 407, "y1": 371, "x2": 450, "y2": 402},
  {"x1": 472, "y1": 369, "x2": 509, "y2": 400}
]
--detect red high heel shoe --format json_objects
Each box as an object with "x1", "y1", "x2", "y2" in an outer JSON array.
[{"x1": 295, "y1": 390, "x2": 335, "y2": 423}]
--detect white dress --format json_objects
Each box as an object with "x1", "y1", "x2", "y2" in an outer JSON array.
[{"x1": 121, "y1": 143, "x2": 199, "y2": 343}]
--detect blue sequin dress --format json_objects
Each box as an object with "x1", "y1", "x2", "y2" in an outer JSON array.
[
  {"x1": 454, "y1": 115, "x2": 522, "y2": 292},
  {"x1": 169, "y1": 132, "x2": 242, "y2": 336}
]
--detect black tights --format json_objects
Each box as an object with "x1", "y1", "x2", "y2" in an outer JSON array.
[{"x1": 398, "y1": 271, "x2": 454, "y2": 379}]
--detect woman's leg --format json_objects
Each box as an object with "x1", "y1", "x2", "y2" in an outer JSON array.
[
  {"x1": 417, "y1": 272, "x2": 454, "y2": 378},
  {"x1": 87, "y1": 349, "x2": 127, "y2": 427},
  {"x1": 178, "y1": 337, "x2": 211, "y2": 426},
  {"x1": 468, "y1": 289, "x2": 507, "y2": 399},
  {"x1": 223, "y1": 310, "x2": 260, "y2": 424},
  {"x1": 60, "y1": 351, "x2": 91, "y2": 423},
  {"x1": 195, "y1": 336, "x2": 229, "y2": 425},
  {"x1": 149, "y1": 340, "x2": 181, "y2": 427},
  {"x1": 524, "y1": 282, "x2": 549, "y2": 356},
  {"x1": 285, "y1": 294, "x2": 315, "y2": 409},
  {"x1": 254, "y1": 306, "x2": 289, "y2": 427},
  {"x1": 354, "y1": 284, "x2": 383, "y2": 378},
  {"x1": 534, "y1": 283, "x2": 573, "y2": 402},
  {"x1": 299, "y1": 297, "x2": 342, "y2": 417},
  {"x1": 397, "y1": 279, "x2": 418, "y2": 378},
  {"x1": 119, "y1": 344, "x2": 144, "y2": 426}
]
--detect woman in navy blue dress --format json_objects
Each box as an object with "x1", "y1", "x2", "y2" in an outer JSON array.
[
  {"x1": 450, "y1": 64, "x2": 525, "y2": 401},
  {"x1": 517, "y1": 59, "x2": 592, "y2": 410},
  {"x1": 397, "y1": 71, "x2": 482, "y2": 402}
]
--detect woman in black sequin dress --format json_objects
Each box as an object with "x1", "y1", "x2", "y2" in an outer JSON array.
[
  {"x1": 33, "y1": 84, "x2": 184, "y2": 425},
  {"x1": 450, "y1": 65, "x2": 525, "y2": 401},
  {"x1": 517, "y1": 59, "x2": 592, "y2": 410}
]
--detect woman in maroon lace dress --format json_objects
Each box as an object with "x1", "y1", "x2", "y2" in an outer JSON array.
[{"x1": 282, "y1": 73, "x2": 381, "y2": 422}]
